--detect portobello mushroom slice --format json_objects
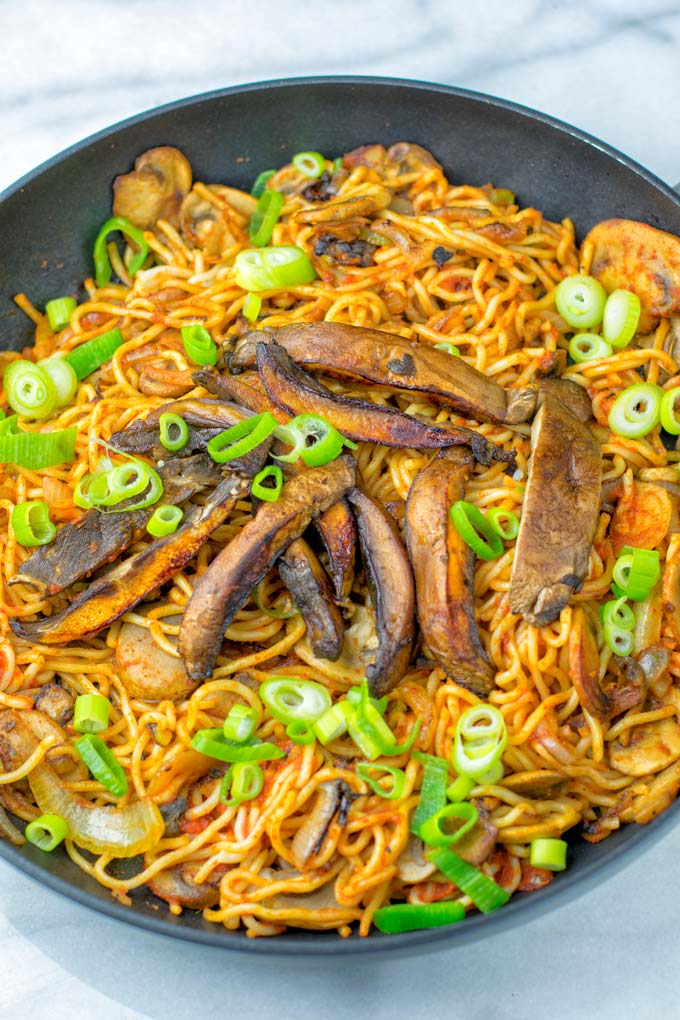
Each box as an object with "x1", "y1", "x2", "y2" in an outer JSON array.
[
  {"x1": 109, "y1": 398, "x2": 249, "y2": 456},
  {"x1": 314, "y1": 499, "x2": 356, "y2": 600},
  {"x1": 257, "y1": 341, "x2": 504, "y2": 464},
  {"x1": 405, "y1": 448, "x2": 494, "y2": 697},
  {"x1": 179, "y1": 455, "x2": 356, "y2": 681},
  {"x1": 509, "y1": 382, "x2": 601, "y2": 626},
  {"x1": 10, "y1": 475, "x2": 249, "y2": 645},
  {"x1": 192, "y1": 367, "x2": 289, "y2": 421},
  {"x1": 585, "y1": 218, "x2": 680, "y2": 332},
  {"x1": 347, "y1": 488, "x2": 415, "y2": 697},
  {"x1": 10, "y1": 454, "x2": 219, "y2": 596},
  {"x1": 230, "y1": 322, "x2": 536, "y2": 424},
  {"x1": 278, "y1": 538, "x2": 344, "y2": 661}
]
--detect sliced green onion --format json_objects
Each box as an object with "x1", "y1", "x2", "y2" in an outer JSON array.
[
  {"x1": 356, "y1": 763, "x2": 407, "y2": 800},
  {"x1": 0, "y1": 422, "x2": 77, "y2": 470},
  {"x1": 181, "y1": 324, "x2": 217, "y2": 367},
  {"x1": 601, "y1": 596, "x2": 635, "y2": 631},
  {"x1": 146, "y1": 504, "x2": 183, "y2": 537},
  {"x1": 25, "y1": 813, "x2": 69, "y2": 852},
  {"x1": 234, "y1": 246, "x2": 316, "y2": 292},
  {"x1": 660, "y1": 387, "x2": 680, "y2": 435},
  {"x1": 252, "y1": 464, "x2": 283, "y2": 502},
  {"x1": 490, "y1": 188, "x2": 515, "y2": 206},
  {"x1": 486, "y1": 507, "x2": 519, "y2": 541},
  {"x1": 612, "y1": 546, "x2": 661, "y2": 602},
  {"x1": 251, "y1": 169, "x2": 276, "y2": 198},
  {"x1": 602, "y1": 289, "x2": 641, "y2": 349},
  {"x1": 292, "y1": 151, "x2": 326, "y2": 179},
  {"x1": 45, "y1": 297, "x2": 76, "y2": 333},
  {"x1": 159, "y1": 413, "x2": 189, "y2": 452},
  {"x1": 608, "y1": 383, "x2": 661, "y2": 438},
  {"x1": 419, "y1": 802, "x2": 479, "y2": 848},
  {"x1": 446, "y1": 775, "x2": 476, "y2": 802},
  {"x1": 93, "y1": 216, "x2": 149, "y2": 288},
  {"x1": 568, "y1": 333, "x2": 613, "y2": 363},
  {"x1": 223, "y1": 704, "x2": 258, "y2": 743},
  {"x1": 73, "y1": 693, "x2": 111, "y2": 734},
  {"x1": 207, "y1": 412, "x2": 278, "y2": 464},
  {"x1": 554, "y1": 274, "x2": 607, "y2": 330},
  {"x1": 373, "y1": 901, "x2": 465, "y2": 933},
  {"x1": 64, "y1": 327, "x2": 125, "y2": 380},
  {"x1": 243, "y1": 293, "x2": 262, "y2": 322},
  {"x1": 273, "y1": 414, "x2": 357, "y2": 467},
  {"x1": 530, "y1": 837, "x2": 568, "y2": 871},
  {"x1": 285, "y1": 720, "x2": 316, "y2": 745},
  {"x1": 249, "y1": 189, "x2": 284, "y2": 247},
  {"x1": 39, "y1": 358, "x2": 78, "y2": 407},
  {"x1": 603, "y1": 622, "x2": 634, "y2": 657},
  {"x1": 410, "y1": 752, "x2": 449, "y2": 836},
  {"x1": 449, "y1": 501, "x2": 504, "y2": 561},
  {"x1": 75, "y1": 459, "x2": 164, "y2": 513},
  {"x1": 332, "y1": 157, "x2": 343, "y2": 173},
  {"x1": 428, "y1": 847, "x2": 510, "y2": 913},
  {"x1": 191, "y1": 728, "x2": 284, "y2": 763},
  {"x1": 4, "y1": 360, "x2": 56, "y2": 419},
  {"x1": 74, "y1": 734, "x2": 128, "y2": 797},
  {"x1": 259, "y1": 677, "x2": 331, "y2": 726},
  {"x1": 11, "y1": 501, "x2": 56, "y2": 546},
  {"x1": 219, "y1": 761, "x2": 264, "y2": 806},
  {"x1": 453, "y1": 704, "x2": 507, "y2": 779},
  {"x1": 313, "y1": 700, "x2": 353, "y2": 743},
  {"x1": 434, "y1": 341, "x2": 460, "y2": 357}
]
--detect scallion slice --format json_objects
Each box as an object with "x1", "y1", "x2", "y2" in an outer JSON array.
[
  {"x1": 65, "y1": 327, "x2": 125, "y2": 380},
  {"x1": 486, "y1": 507, "x2": 519, "y2": 541},
  {"x1": 158, "y1": 412, "x2": 189, "y2": 452},
  {"x1": 568, "y1": 333, "x2": 612, "y2": 363},
  {"x1": 73, "y1": 693, "x2": 111, "y2": 734},
  {"x1": 428, "y1": 847, "x2": 510, "y2": 913},
  {"x1": 259, "y1": 677, "x2": 331, "y2": 726},
  {"x1": 660, "y1": 387, "x2": 680, "y2": 435},
  {"x1": 45, "y1": 297, "x2": 76, "y2": 333},
  {"x1": 602, "y1": 289, "x2": 641, "y2": 348},
  {"x1": 243, "y1": 292, "x2": 262, "y2": 322},
  {"x1": 4, "y1": 360, "x2": 57, "y2": 419},
  {"x1": 39, "y1": 358, "x2": 78, "y2": 407},
  {"x1": 25, "y1": 813, "x2": 69, "y2": 852},
  {"x1": 449, "y1": 501, "x2": 504, "y2": 561},
  {"x1": 181, "y1": 325, "x2": 217, "y2": 367},
  {"x1": 251, "y1": 169, "x2": 276, "y2": 198},
  {"x1": 356, "y1": 762, "x2": 407, "y2": 800},
  {"x1": 146, "y1": 505, "x2": 183, "y2": 537},
  {"x1": 234, "y1": 246, "x2": 316, "y2": 292},
  {"x1": 74, "y1": 734, "x2": 128, "y2": 797},
  {"x1": 223, "y1": 704, "x2": 258, "y2": 743},
  {"x1": 219, "y1": 761, "x2": 264, "y2": 806},
  {"x1": 410, "y1": 753, "x2": 449, "y2": 836},
  {"x1": 11, "y1": 500, "x2": 56, "y2": 546},
  {"x1": 373, "y1": 901, "x2": 466, "y2": 933},
  {"x1": 207, "y1": 412, "x2": 278, "y2": 464},
  {"x1": 608, "y1": 383, "x2": 662, "y2": 438},
  {"x1": 292, "y1": 151, "x2": 326, "y2": 179},
  {"x1": 249, "y1": 189, "x2": 284, "y2": 247},
  {"x1": 554, "y1": 274, "x2": 606, "y2": 329},
  {"x1": 530, "y1": 837, "x2": 568, "y2": 871},
  {"x1": 93, "y1": 216, "x2": 149, "y2": 288},
  {"x1": 251, "y1": 464, "x2": 283, "y2": 502}
]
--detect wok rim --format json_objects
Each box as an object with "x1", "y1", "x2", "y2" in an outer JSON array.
[{"x1": 1, "y1": 74, "x2": 678, "y2": 957}]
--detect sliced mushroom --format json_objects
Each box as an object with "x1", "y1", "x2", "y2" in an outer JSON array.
[
  {"x1": 11, "y1": 475, "x2": 249, "y2": 645},
  {"x1": 314, "y1": 499, "x2": 356, "y2": 601},
  {"x1": 663, "y1": 534, "x2": 680, "y2": 642},
  {"x1": 585, "y1": 218, "x2": 680, "y2": 332},
  {"x1": 148, "y1": 864, "x2": 220, "y2": 910},
  {"x1": 278, "y1": 538, "x2": 344, "y2": 661},
  {"x1": 10, "y1": 454, "x2": 219, "y2": 596},
  {"x1": 257, "y1": 340, "x2": 504, "y2": 464},
  {"x1": 290, "y1": 780, "x2": 352, "y2": 871},
  {"x1": 509, "y1": 382, "x2": 602, "y2": 626},
  {"x1": 180, "y1": 188, "x2": 236, "y2": 256},
  {"x1": 453, "y1": 802, "x2": 498, "y2": 866},
  {"x1": 179, "y1": 456, "x2": 356, "y2": 681},
  {"x1": 31, "y1": 682, "x2": 74, "y2": 726},
  {"x1": 294, "y1": 186, "x2": 392, "y2": 225},
  {"x1": 609, "y1": 718, "x2": 680, "y2": 776},
  {"x1": 386, "y1": 142, "x2": 443, "y2": 175},
  {"x1": 501, "y1": 770, "x2": 565, "y2": 796},
  {"x1": 113, "y1": 146, "x2": 192, "y2": 229},
  {"x1": 569, "y1": 607, "x2": 608, "y2": 718},
  {"x1": 193, "y1": 367, "x2": 288, "y2": 421},
  {"x1": 396, "y1": 834, "x2": 437, "y2": 883},
  {"x1": 230, "y1": 322, "x2": 535, "y2": 424},
  {"x1": 620, "y1": 757, "x2": 680, "y2": 825},
  {"x1": 405, "y1": 448, "x2": 494, "y2": 697},
  {"x1": 348, "y1": 488, "x2": 415, "y2": 697},
  {"x1": 116, "y1": 618, "x2": 196, "y2": 701},
  {"x1": 110, "y1": 398, "x2": 248, "y2": 457}
]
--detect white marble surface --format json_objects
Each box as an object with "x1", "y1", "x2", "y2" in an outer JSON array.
[{"x1": 2, "y1": 1, "x2": 680, "y2": 1017}]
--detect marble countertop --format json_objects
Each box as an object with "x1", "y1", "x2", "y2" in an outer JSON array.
[{"x1": 2, "y1": 1, "x2": 680, "y2": 1018}]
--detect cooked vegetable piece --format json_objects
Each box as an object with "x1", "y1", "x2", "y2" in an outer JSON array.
[
  {"x1": 278, "y1": 538, "x2": 345, "y2": 661},
  {"x1": 179, "y1": 455, "x2": 356, "y2": 680},
  {"x1": 509, "y1": 382, "x2": 602, "y2": 626},
  {"x1": 609, "y1": 474, "x2": 672, "y2": 556},
  {"x1": 112, "y1": 146, "x2": 192, "y2": 229},
  {"x1": 314, "y1": 498, "x2": 356, "y2": 600},
  {"x1": 230, "y1": 322, "x2": 536, "y2": 424},
  {"x1": 10, "y1": 475, "x2": 249, "y2": 644},
  {"x1": 256, "y1": 340, "x2": 504, "y2": 463},
  {"x1": 348, "y1": 488, "x2": 415, "y2": 697},
  {"x1": 405, "y1": 448, "x2": 494, "y2": 696}
]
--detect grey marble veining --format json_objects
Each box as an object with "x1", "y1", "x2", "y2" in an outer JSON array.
[{"x1": 1, "y1": 1, "x2": 680, "y2": 1017}]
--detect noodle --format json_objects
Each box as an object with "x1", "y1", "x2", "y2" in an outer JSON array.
[{"x1": 1, "y1": 141, "x2": 679, "y2": 937}]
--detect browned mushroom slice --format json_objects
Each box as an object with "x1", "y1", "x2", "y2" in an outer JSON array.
[
  {"x1": 148, "y1": 864, "x2": 221, "y2": 910},
  {"x1": 347, "y1": 488, "x2": 415, "y2": 697},
  {"x1": 405, "y1": 448, "x2": 494, "y2": 697},
  {"x1": 10, "y1": 454, "x2": 218, "y2": 596},
  {"x1": 585, "y1": 218, "x2": 680, "y2": 332},
  {"x1": 257, "y1": 341, "x2": 503, "y2": 464},
  {"x1": 110, "y1": 398, "x2": 248, "y2": 456},
  {"x1": 569, "y1": 607, "x2": 609, "y2": 718},
  {"x1": 294, "y1": 186, "x2": 392, "y2": 225},
  {"x1": 509, "y1": 383, "x2": 601, "y2": 626},
  {"x1": 663, "y1": 535, "x2": 680, "y2": 642},
  {"x1": 193, "y1": 367, "x2": 289, "y2": 421},
  {"x1": 179, "y1": 456, "x2": 356, "y2": 681},
  {"x1": 314, "y1": 499, "x2": 356, "y2": 600},
  {"x1": 31, "y1": 682, "x2": 74, "y2": 726},
  {"x1": 10, "y1": 475, "x2": 249, "y2": 645},
  {"x1": 230, "y1": 322, "x2": 535, "y2": 424},
  {"x1": 290, "y1": 780, "x2": 353, "y2": 871},
  {"x1": 278, "y1": 538, "x2": 344, "y2": 661},
  {"x1": 180, "y1": 186, "x2": 244, "y2": 256},
  {"x1": 609, "y1": 718, "x2": 680, "y2": 776},
  {"x1": 112, "y1": 146, "x2": 192, "y2": 229}
]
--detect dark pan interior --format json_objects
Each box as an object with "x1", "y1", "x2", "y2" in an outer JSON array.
[{"x1": 1, "y1": 76, "x2": 679, "y2": 956}]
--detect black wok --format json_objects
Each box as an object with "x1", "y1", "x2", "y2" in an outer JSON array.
[{"x1": 1, "y1": 76, "x2": 679, "y2": 957}]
